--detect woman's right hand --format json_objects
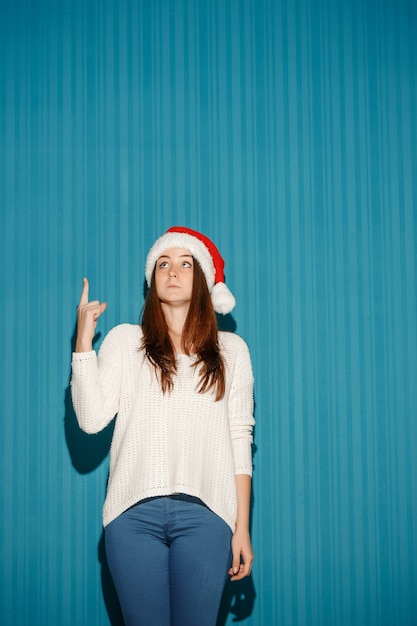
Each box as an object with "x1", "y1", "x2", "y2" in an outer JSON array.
[{"x1": 75, "y1": 277, "x2": 107, "y2": 352}]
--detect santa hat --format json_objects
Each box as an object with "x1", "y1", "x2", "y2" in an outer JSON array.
[{"x1": 145, "y1": 226, "x2": 236, "y2": 314}]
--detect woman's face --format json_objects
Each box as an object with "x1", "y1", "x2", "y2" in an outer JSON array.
[{"x1": 154, "y1": 247, "x2": 194, "y2": 307}]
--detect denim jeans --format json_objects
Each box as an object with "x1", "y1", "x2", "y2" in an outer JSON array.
[{"x1": 105, "y1": 495, "x2": 233, "y2": 626}]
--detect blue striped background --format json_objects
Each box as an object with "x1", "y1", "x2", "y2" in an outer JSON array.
[{"x1": 1, "y1": 0, "x2": 416, "y2": 624}]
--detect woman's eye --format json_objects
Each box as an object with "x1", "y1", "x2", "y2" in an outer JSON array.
[
  {"x1": 182, "y1": 261, "x2": 192, "y2": 267},
  {"x1": 159, "y1": 261, "x2": 169, "y2": 268}
]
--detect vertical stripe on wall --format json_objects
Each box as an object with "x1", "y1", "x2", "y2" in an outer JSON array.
[{"x1": 1, "y1": 1, "x2": 416, "y2": 625}]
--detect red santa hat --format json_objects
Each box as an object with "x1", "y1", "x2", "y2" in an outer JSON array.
[{"x1": 145, "y1": 226, "x2": 236, "y2": 314}]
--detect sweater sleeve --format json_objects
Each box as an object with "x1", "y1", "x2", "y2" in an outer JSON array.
[
  {"x1": 71, "y1": 327, "x2": 122, "y2": 434},
  {"x1": 227, "y1": 337, "x2": 255, "y2": 476}
]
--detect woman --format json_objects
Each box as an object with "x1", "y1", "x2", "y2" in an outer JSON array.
[{"x1": 71, "y1": 226, "x2": 255, "y2": 625}]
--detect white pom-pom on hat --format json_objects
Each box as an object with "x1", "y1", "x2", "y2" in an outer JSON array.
[
  {"x1": 210, "y1": 281, "x2": 236, "y2": 315},
  {"x1": 145, "y1": 226, "x2": 236, "y2": 314}
]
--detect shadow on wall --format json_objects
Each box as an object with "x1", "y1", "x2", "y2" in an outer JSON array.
[
  {"x1": 64, "y1": 324, "x2": 125, "y2": 624},
  {"x1": 65, "y1": 384, "x2": 124, "y2": 623},
  {"x1": 216, "y1": 313, "x2": 237, "y2": 333},
  {"x1": 217, "y1": 575, "x2": 257, "y2": 625},
  {"x1": 64, "y1": 321, "x2": 257, "y2": 625},
  {"x1": 217, "y1": 439, "x2": 258, "y2": 625}
]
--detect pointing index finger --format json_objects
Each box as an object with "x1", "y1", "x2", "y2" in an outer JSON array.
[{"x1": 79, "y1": 277, "x2": 89, "y2": 306}]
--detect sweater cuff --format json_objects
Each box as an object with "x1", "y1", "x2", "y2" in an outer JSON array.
[
  {"x1": 72, "y1": 350, "x2": 96, "y2": 363},
  {"x1": 232, "y1": 438, "x2": 253, "y2": 476}
]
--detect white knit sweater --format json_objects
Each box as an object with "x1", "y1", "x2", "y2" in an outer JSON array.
[{"x1": 71, "y1": 324, "x2": 255, "y2": 531}]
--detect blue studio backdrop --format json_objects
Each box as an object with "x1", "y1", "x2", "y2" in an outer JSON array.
[{"x1": 1, "y1": 0, "x2": 416, "y2": 625}]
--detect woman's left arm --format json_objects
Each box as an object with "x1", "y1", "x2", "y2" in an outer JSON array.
[
  {"x1": 225, "y1": 334, "x2": 255, "y2": 580},
  {"x1": 228, "y1": 473, "x2": 254, "y2": 580}
]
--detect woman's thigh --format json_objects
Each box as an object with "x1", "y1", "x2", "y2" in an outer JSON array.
[
  {"x1": 105, "y1": 499, "x2": 170, "y2": 626},
  {"x1": 168, "y1": 497, "x2": 232, "y2": 626}
]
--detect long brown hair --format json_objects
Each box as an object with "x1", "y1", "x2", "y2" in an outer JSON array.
[{"x1": 141, "y1": 258, "x2": 226, "y2": 400}]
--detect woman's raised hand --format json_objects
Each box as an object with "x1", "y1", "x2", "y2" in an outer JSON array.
[{"x1": 75, "y1": 278, "x2": 107, "y2": 352}]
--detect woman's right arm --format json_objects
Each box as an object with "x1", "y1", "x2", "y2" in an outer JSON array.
[{"x1": 71, "y1": 278, "x2": 120, "y2": 434}]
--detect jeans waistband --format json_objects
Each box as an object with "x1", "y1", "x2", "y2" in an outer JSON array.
[{"x1": 139, "y1": 493, "x2": 207, "y2": 507}]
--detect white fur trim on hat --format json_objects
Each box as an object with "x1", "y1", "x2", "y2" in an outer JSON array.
[{"x1": 145, "y1": 232, "x2": 215, "y2": 289}]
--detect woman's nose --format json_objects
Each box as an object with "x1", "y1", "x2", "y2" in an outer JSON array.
[{"x1": 169, "y1": 267, "x2": 178, "y2": 277}]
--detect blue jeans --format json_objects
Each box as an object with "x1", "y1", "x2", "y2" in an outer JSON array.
[{"x1": 105, "y1": 495, "x2": 233, "y2": 626}]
